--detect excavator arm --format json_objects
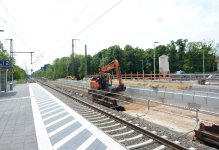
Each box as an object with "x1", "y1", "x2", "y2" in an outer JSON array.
[{"x1": 99, "y1": 59, "x2": 123, "y2": 86}]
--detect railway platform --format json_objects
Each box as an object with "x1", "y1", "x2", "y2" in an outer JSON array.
[{"x1": 0, "y1": 83, "x2": 126, "y2": 150}]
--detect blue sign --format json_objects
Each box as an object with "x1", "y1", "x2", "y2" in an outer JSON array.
[{"x1": 0, "y1": 60, "x2": 10, "y2": 67}]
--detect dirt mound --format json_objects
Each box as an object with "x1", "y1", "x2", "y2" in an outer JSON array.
[{"x1": 113, "y1": 80, "x2": 191, "y2": 90}]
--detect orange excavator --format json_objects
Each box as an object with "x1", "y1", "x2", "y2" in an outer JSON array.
[
  {"x1": 90, "y1": 59, "x2": 126, "y2": 93},
  {"x1": 89, "y1": 59, "x2": 126, "y2": 108}
]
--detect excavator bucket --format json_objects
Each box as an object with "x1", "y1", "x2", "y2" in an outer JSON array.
[{"x1": 109, "y1": 84, "x2": 126, "y2": 93}]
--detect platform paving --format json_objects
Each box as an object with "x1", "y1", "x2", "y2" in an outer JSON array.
[{"x1": 0, "y1": 84, "x2": 38, "y2": 150}]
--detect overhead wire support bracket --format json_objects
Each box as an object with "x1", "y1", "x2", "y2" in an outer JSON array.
[{"x1": 11, "y1": 51, "x2": 34, "y2": 64}]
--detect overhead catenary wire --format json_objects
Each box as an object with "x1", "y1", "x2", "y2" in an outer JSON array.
[
  {"x1": 0, "y1": 15, "x2": 29, "y2": 49},
  {"x1": 55, "y1": 0, "x2": 123, "y2": 52},
  {"x1": 56, "y1": 0, "x2": 93, "y2": 42},
  {"x1": 0, "y1": 0, "x2": 31, "y2": 41},
  {"x1": 74, "y1": 0, "x2": 123, "y2": 38},
  {"x1": 0, "y1": 0, "x2": 31, "y2": 50},
  {"x1": 75, "y1": 0, "x2": 93, "y2": 21},
  {"x1": 32, "y1": 53, "x2": 43, "y2": 64}
]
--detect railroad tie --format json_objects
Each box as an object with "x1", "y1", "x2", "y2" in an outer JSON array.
[
  {"x1": 105, "y1": 126, "x2": 127, "y2": 133},
  {"x1": 82, "y1": 113, "x2": 100, "y2": 118},
  {"x1": 152, "y1": 145, "x2": 165, "y2": 150},
  {"x1": 118, "y1": 134, "x2": 143, "y2": 143},
  {"x1": 111, "y1": 130, "x2": 134, "y2": 138},
  {"x1": 126, "y1": 139, "x2": 153, "y2": 149},
  {"x1": 90, "y1": 117, "x2": 110, "y2": 123},
  {"x1": 94, "y1": 120, "x2": 114, "y2": 126},
  {"x1": 87, "y1": 115, "x2": 105, "y2": 120},
  {"x1": 99, "y1": 123, "x2": 120, "y2": 129}
]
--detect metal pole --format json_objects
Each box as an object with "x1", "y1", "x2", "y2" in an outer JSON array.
[
  {"x1": 25, "y1": 62, "x2": 28, "y2": 82},
  {"x1": 141, "y1": 59, "x2": 144, "y2": 80},
  {"x1": 10, "y1": 39, "x2": 13, "y2": 83},
  {"x1": 72, "y1": 39, "x2": 79, "y2": 77},
  {"x1": 72, "y1": 39, "x2": 74, "y2": 77},
  {"x1": 153, "y1": 46, "x2": 155, "y2": 80},
  {"x1": 5, "y1": 69, "x2": 7, "y2": 92},
  {"x1": 5, "y1": 39, "x2": 13, "y2": 83},
  {"x1": 85, "y1": 44, "x2": 87, "y2": 78},
  {"x1": 0, "y1": 68, "x2": 1, "y2": 95},
  {"x1": 153, "y1": 42, "x2": 159, "y2": 80},
  {"x1": 31, "y1": 52, "x2": 33, "y2": 64},
  {"x1": 203, "y1": 49, "x2": 205, "y2": 77},
  {"x1": 0, "y1": 30, "x2": 3, "y2": 93}
]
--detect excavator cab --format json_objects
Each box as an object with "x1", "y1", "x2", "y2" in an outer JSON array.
[{"x1": 102, "y1": 73, "x2": 112, "y2": 89}]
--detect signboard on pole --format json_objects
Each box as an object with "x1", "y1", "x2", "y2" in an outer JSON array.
[{"x1": 0, "y1": 61, "x2": 10, "y2": 67}]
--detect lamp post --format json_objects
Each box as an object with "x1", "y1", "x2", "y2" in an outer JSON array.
[{"x1": 153, "y1": 42, "x2": 159, "y2": 80}]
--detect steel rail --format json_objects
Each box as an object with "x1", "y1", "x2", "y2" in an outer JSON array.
[{"x1": 39, "y1": 80, "x2": 188, "y2": 150}]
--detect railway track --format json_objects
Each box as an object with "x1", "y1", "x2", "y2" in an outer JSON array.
[{"x1": 36, "y1": 78, "x2": 211, "y2": 149}]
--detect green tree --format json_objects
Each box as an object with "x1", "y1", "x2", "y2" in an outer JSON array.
[
  {"x1": 13, "y1": 65, "x2": 26, "y2": 80},
  {"x1": 144, "y1": 48, "x2": 153, "y2": 74},
  {"x1": 90, "y1": 54, "x2": 101, "y2": 74},
  {"x1": 1, "y1": 41, "x2": 26, "y2": 81},
  {"x1": 32, "y1": 39, "x2": 218, "y2": 79},
  {"x1": 0, "y1": 42, "x2": 9, "y2": 60},
  {"x1": 186, "y1": 41, "x2": 215, "y2": 73},
  {"x1": 167, "y1": 40, "x2": 178, "y2": 72},
  {"x1": 123, "y1": 45, "x2": 136, "y2": 73},
  {"x1": 75, "y1": 54, "x2": 84, "y2": 79},
  {"x1": 175, "y1": 39, "x2": 188, "y2": 70}
]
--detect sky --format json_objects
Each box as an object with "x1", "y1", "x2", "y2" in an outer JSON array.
[{"x1": 0, "y1": 0, "x2": 219, "y2": 74}]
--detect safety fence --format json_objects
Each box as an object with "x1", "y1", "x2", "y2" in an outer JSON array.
[{"x1": 124, "y1": 86, "x2": 219, "y2": 114}]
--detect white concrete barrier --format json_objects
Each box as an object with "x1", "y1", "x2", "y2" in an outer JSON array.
[{"x1": 59, "y1": 79, "x2": 219, "y2": 114}]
